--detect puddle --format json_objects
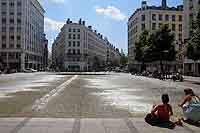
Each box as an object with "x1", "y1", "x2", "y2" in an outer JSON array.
[
  {"x1": 0, "y1": 73, "x2": 66, "y2": 98},
  {"x1": 85, "y1": 76, "x2": 151, "y2": 113}
]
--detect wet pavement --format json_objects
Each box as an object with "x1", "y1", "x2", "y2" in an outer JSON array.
[
  {"x1": 0, "y1": 72, "x2": 200, "y2": 132},
  {"x1": 35, "y1": 73, "x2": 200, "y2": 118}
]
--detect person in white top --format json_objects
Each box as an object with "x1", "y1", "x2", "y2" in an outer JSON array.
[{"x1": 178, "y1": 88, "x2": 200, "y2": 124}]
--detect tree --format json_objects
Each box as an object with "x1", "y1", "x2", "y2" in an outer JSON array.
[
  {"x1": 134, "y1": 30, "x2": 150, "y2": 72},
  {"x1": 186, "y1": 1, "x2": 200, "y2": 76},
  {"x1": 148, "y1": 25, "x2": 176, "y2": 73},
  {"x1": 120, "y1": 55, "x2": 128, "y2": 66}
]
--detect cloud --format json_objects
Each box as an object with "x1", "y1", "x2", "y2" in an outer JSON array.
[
  {"x1": 44, "y1": 17, "x2": 65, "y2": 32},
  {"x1": 48, "y1": 0, "x2": 65, "y2": 3},
  {"x1": 95, "y1": 6, "x2": 127, "y2": 21},
  {"x1": 38, "y1": 0, "x2": 65, "y2": 4}
]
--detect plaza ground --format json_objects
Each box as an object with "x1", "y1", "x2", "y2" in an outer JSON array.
[{"x1": 0, "y1": 72, "x2": 200, "y2": 132}]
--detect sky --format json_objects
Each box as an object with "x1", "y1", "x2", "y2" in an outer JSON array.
[{"x1": 39, "y1": 0, "x2": 182, "y2": 53}]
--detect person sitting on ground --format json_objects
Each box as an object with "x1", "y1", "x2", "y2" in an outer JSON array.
[
  {"x1": 145, "y1": 94, "x2": 175, "y2": 128},
  {"x1": 178, "y1": 88, "x2": 200, "y2": 124}
]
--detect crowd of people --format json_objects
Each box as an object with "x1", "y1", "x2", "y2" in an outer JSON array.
[{"x1": 145, "y1": 88, "x2": 200, "y2": 129}]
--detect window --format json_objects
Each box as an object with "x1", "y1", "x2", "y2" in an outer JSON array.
[
  {"x1": 17, "y1": 36, "x2": 21, "y2": 41},
  {"x1": 68, "y1": 34, "x2": 71, "y2": 39},
  {"x1": 2, "y1": 18, "x2": 6, "y2": 24},
  {"x1": 73, "y1": 41, "x2": 76, "y2": 47},
  {"x1": 17, "y1": 2, "x2": 22, "y2": 6},
  {"x1": 141, "y1": 14, "x2": 145, "y2": 21},
  {"x1": 17, "y1": 44, "x2": 21, "y2": 48},
  {"x1": 10, "y1": 19, "x2": 14, "y2": 24},
  {"x1": 152, "y1": 14, "x2": 156, "y2": 21},
  {"x1": 179, "y1": 15, "x2": 182, "y2": 22},
  {"x1": 77, "y1": 41, "x2": 80, "y2": 47},
  {"x1": 68, "y1": 49, "x2": 71, "y2": 54},
  {"x1": 73, "y1": 34, "x2": 76, "y2": 39},
  {"x1": 159, "y1": 23, "x2": 162, "y2": 28},
  {"x1": 9, "y1": 43, "x2": 14, "y2": 48},
  {"x1": 2, "y1": 35, "x2": 6, "y2": 40},
  {"x1": 77, "y1": 49, "x2": 80, "y2": 55},
  {"x1": 10, "y1": 27, "x2": 14, "y2": 32},
  {"x1": 2, "y1": 27, "x2": 6, "y2": 32},
  {"x1": 172, "y1": 24, "x2": 176, "y2": 31},
  {"x1": 10, "y1": 35, "x2": 14, "y2": 40},
  {"x1": 73, "y1": 49, "x2": 76, "y2": 54},
  {"x1": 159, "y1": 14, "x2": 163, "y2": 21},
  {"x1": 2, "y1": 12, "x2": 6, "y2": 15},
  {"x1": 77, "y1": 34, "x2": 80, "y2": 39},
  {"x1": 152, "y1": 23, "x2": 156, "y2": 30},
  {"x1": 165, "y1": 23, "x2": 169, "y2": 28},
  {"x1": 68, "y1": 41, "x2": 71, "y2": 47},
  {"x1": 178, "y1": 33, "x2": 182, "y2": 41},
  {"x1": 179, "y1": 24, "x2": 182, "y2": 31},
  {"x1": 165, "y1": 14, "x2": 169, "y2": 21},
  {"x1": 1, "y1": 2, "x2": 6, "y2": 6},
  {"x1": 9, "y1": 2, "x2": 14, "y2": 7},
  {"x1": 68, "y1": 28, "x2": 71, "y2": 32},
  {"x1": 17, "y1": 19, "x2": 21, "y2": 24},
  {"x1": 73, "y1": 29, "x2": 76, "y2": 32},
  {"x1": 172, "y1": 15, "x2": 176, "y2": 21},
  {"x1": 2, "y1": 44, "x2": 6, "y2": 49},
  {"x1": 77, "y1": 29, "x2": 80, "y2": 32},
  {"x1": 141, "y1": 24, "x2": 145, "y2": 30},
  {"x1": 10, "y1": 12, "x2": 14, "y2": 15},
  {"x1": 17, "y1": 12, "x2": 22, "y2": 16}
]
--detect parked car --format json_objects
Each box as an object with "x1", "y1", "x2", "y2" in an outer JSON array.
[{"x1": 172, "y1": 73, "x2": 184, "y2": 82}]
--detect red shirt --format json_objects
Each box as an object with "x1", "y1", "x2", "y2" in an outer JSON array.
[{"x1": 152, "y1": 104, "x2": 173, "y2": 122}]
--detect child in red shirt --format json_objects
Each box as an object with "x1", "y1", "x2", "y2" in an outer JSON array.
[{"x1": 145, "y1": 94, "x2": 175, "y2": 128}]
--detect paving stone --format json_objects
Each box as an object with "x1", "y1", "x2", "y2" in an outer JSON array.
[
  {"x1": 18, "y1": 118, "x2": 74, "y2": 133},
  {"x1": 0, "y1": 118, "x2": 25, "y2": 133}
]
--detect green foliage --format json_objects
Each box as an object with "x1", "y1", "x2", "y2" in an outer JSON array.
[
  {"x1": 147, "y1": 25, "x2": 176, "y2": 62},
  {"x1": 120, "y1": 55, "x2": 128, "y2": 66},
  {"x1": 134, "y1": 25, "x2": 176, "y2": 72},
  {"x1": 134, "y1": 30, "x2": 149, "y2": 62},
  {"x1": 186, "y1": 2, "x2": 200, "y2": 62}
]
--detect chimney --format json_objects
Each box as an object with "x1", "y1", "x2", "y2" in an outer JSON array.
[
  {"x1": 162, "y1": 0, "x2": 167, "y2": 8},
  {"x1": 66, "y1": 18, "x2": 70, "y2": 24},
  {"x1": 82, "y1": 21, "x2": 85, "y2": 25},
  {"x1": 141, "y1": 1, "x2": 147, "y2": 9},
  {"x1": 79, "y1": 18, "x2": 82, "y2": 24}
]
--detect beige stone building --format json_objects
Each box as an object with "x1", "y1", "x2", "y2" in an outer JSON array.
[
  {"x1": 183, "y1": 0, "x2": 200, "y2": 76},
  {"x1": 128, "y1": 0, "x2": 184, "y2": 72},
  {"x1": 52, "y1": 19, "x2": 121, "y2": 72},
  {"x1": 0, "y1": 0, "x2": 46, "y2": 71}
]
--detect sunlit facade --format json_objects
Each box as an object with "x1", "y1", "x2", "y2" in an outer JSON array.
[
  {"x1": 128, "y1": 0, "x2": 184, "y2": 72},
  {"x1": 52, "y1": 19, "x2": 121, "y2": 71},
  {"x1": 0, "y1": 0, "x2": 46, "y2": 71}
]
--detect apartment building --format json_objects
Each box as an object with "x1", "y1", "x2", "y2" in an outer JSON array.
[
  {"x1": 128, "y1": 0, "x2": 184, "y2": 72},
  {"x1": 0, "y1": 0, "x2": 46, "y2": 71},
  {"x1": 52, "y1": 19, "x2": 121, "y2": 72},
  {"x1": 183, "y1": 0, "x2": 200, "y2": 76}
]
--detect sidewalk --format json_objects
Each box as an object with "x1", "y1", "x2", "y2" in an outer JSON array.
[
  {"x1": 184, "y1": 76, "x2": 200, "y2": 83},
  {"x1": 0, "y1": 118, "x2": 199, "y2": 133}
]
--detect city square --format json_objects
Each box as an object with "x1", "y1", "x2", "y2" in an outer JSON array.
[{"x1": 0, "y1": 0, "x2": 200, "y2": 132}]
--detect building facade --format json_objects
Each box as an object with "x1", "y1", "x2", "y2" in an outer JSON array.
[
  {"x1": 0, "y1": 0, "x2": 46, "y2": 71},
  {"x1": 128, "y1": 0, "x2": 184, "y2": 72},
  {"x1": 52, "y1": 19, "x2": 121, "y2": 72},
  {"x1": 183, "y1": 0, "x2": 200, "y2": 76}
]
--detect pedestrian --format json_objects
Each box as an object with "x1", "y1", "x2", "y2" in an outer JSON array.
[
  {"x1": 145, "y1": 94, "x2": 175, "y2": 129},
  {"x1": 178, "y1": 88, "x2": 200, "y2": 124}
]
